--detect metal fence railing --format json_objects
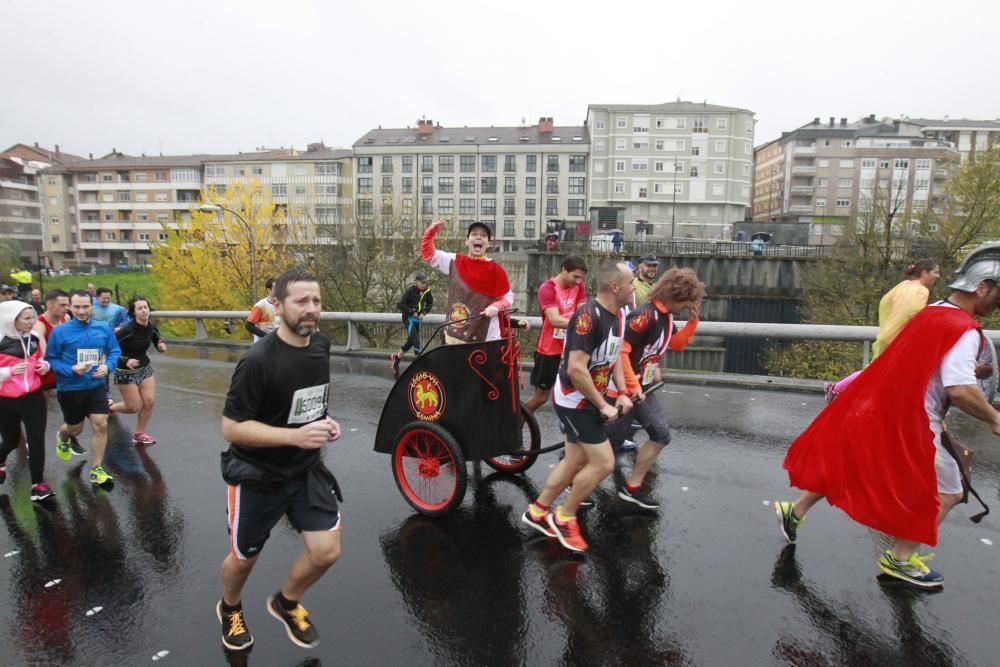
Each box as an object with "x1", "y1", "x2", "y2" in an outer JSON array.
[{"x1": 532, "y1": 239, "x2": 829, "y2": 259}]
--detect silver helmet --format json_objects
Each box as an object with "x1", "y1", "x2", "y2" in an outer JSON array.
[{"x1": 949, "y1": 242, "x2": 1000, "y2": 292}]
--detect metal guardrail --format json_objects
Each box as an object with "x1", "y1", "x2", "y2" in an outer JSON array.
[{"x1": 536, "y1": 239, "x2": 829, "y2": 258}]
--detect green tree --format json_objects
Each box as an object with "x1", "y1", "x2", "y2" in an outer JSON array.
[{"x1": 0, "y1": 239, "x2": 21, "y2": 278}]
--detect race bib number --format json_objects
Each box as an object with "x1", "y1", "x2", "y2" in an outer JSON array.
[
  {"x1": 287, "y1": 383, "x2": 330, "y2": 424},
  {"x1": 77, "y1": 349, "x2": 102, "y2": 366},
  {"x1": 553, "y1": 327, "x2": 566, "y2": 340},
  {"x1": 642, "y1": 361, "x2": 658, "y2": 385}
]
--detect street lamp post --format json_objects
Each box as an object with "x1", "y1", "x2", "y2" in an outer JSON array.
[{"x1": 199, "y1": 204, "x2": 257, "y2": 301}]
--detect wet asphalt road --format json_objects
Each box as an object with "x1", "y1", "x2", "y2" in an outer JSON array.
[{"x1": 1, "y1": 347, "x2": 999, "y2": 667}]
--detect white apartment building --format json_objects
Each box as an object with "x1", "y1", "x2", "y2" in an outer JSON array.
[
  {"x1": 202, "y1": 144, "x2": 353, "y2": 245},
  {"x1": 353, "y1": 118, "x2": 589, "y2": 250},
  {"x1": 586, "y1": 101, "x2": 756, "y2": 240},
  {"x1": 896, "y1": 118, "x2": 1000, "y2": 162}
]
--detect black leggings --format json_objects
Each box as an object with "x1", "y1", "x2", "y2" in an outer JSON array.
[
  {"x1": 401, "y1": 318, "x2": 422, "y2": 354},
  {"x1": 0, "y1": 390, "x2": 47, "y2": 484}
]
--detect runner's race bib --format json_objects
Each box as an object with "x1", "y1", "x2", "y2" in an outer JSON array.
[
  {"x1": 642, "y1": 361, "x2": 658, "y2": 385},
  {"x1": 77, "y1": 349, "x2": 102, "y2": 366},
  {"x1": 553, "y1": 327, "x2": 566, "y2": 340},
  {"x1": 288, "y1": 383, "x2": 330, "y2": 424}
]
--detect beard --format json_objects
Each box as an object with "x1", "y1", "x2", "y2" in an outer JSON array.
[{"x1": 287, "y1": 316, "x2": 319, "y2": 337}]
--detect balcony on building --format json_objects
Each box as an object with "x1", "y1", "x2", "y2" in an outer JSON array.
[
  {"x1": 791, "y1": 164, "x2": 817, "y2": 176},
  {"x1": 788, "y1": 204, "x2": 813, "y2": 214},
  {"x1": 793, "y1": 143, "x2": 817, "y2": 155},
  {"x1": 789, "y1": 185, "x2": 814, "y2": 195}
]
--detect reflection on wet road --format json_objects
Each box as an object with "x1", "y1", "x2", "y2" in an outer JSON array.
[{"x1": 1, "y1": 350, "x2": 998, "y2": 665}]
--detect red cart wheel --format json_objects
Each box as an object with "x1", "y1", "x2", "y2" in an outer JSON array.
[
  {"x1": 392, "y1": 422, "x2": 467, "y2": 516},
  {"x1": 484, "y1": 404, "x2": 540, "y2": 474}
]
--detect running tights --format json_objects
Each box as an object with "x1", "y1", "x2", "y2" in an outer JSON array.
[{"x1": 0, "y1": 390, "x2": 47, "y2": 484}]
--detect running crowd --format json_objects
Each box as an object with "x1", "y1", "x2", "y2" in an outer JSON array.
[
  {"x1": 0, "y1": 282, "x2": 166, "y2": 501},
  {"x1": 5, "y1": 227, "x2": 998, "y2": 657}
]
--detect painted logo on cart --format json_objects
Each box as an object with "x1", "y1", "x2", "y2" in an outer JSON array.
[
  {"x1": 449, "y1": 303, "x2": 472, "y2": 329},
  {"x1": 409, "y1": 371, "x2": 446, "y2": 421}
]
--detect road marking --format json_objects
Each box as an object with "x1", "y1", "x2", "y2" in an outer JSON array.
[
  {"x1": 3, "y1": 550, "x2": 19, "y2": 558},
  {"x1": 982, "y1": 538, "x2": 994, "y2": 546},
  {"x1": 152, "y1": 650, "x2": 170, "y2": 660},
  {"x1": 45, "y1": 579, "x2": 62, "y2": 588},
  {"x1": 668, "y1": 391, "x2": 684, "y2": 395},
  {"x1": 681, "y1": 486, "x2": 689, "y2": 492},
  {"x1": 762, "y1": 500, "x2": 771, "y2": 506},
  {"x1": 86, "y1": 606, "x2": 103, "y2": 616},
  {"x1": 350, "y1": 428, "x2": 358, "y2": 432}
]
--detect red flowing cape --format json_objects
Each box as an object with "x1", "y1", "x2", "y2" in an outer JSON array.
[
  {"x1": 782, "y1": 305, "x2": 979, "y2": 545},
  {"x1": 454, "y1": 254, "x2": 510, "y2": 300}
]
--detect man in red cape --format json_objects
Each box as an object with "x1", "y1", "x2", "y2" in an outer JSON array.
[
  {"x1": 421, "y1": 219, "x2": 512, "y2": 344},
  {"x1": 776, "y1": 243, "x2": 1000, "y2": 589}
]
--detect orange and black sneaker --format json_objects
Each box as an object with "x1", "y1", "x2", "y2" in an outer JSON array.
[
  {"x1": 217, "y1": 600, "x2": 254, "y2": 651},
  {"x1": 521, "y1": 504, "x2": 556, "y2": 538},
  {"x1": 547, "y1": 513, "x2": 589, "y2": 552},
  {"x1": 267, "y1": 593, "x2": 319, "y2": 648}
]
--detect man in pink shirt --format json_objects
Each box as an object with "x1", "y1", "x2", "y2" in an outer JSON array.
[{"x1": 523, "y1": 256, "x2": 588, "y2": 414}]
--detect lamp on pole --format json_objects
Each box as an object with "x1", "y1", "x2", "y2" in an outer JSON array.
[
  {"x1": 671, "y1": 159, "x2": 678, "y2": 240},
  {"x1": 199, "y1": 203, "x2": 257, "y2": 301}
]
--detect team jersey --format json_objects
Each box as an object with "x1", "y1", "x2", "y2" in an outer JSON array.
[
  {"x1": 621, "y1": 302, "x2": 675, "y2": 388},
  {"x1": 223, "y1": 331, "x2": 332, "y2": 471},
  {"x1": 92, "y1": 301, "x2": 128, "y2": 329},
  {"x1": 535, "y1": 277, "x2": 587, "y2": 356},
  {"x1": 554, "y1": 299, "x2": 625, "y2": 410}
]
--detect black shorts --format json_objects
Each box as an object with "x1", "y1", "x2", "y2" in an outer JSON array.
[
  {"x1": 57, "y1": 386, "x2": 109, "y2": 425},
  {"x1": 226, "y1": 476, "x2": 341, "y2": 560},
  {"x1": 530, "y1": 352, "x2": 561, "y2": 390},
  {"x1": 554, "y1": 404, "x2": 609, "y2": 445}
]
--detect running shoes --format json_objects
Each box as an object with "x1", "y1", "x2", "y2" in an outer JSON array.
[
  {"x1": 877, "y1": 551, "x2": 943, "y2": 588},
  {"x1": 133, "y1": 432, "x2": 156, "y2": 445},
  {"x1": 89, "y1": 466, "x2": 113, "y2": 485},
  {"x1": 30, "y1": 483, "x2": 54, "y2": 502},
  {"x1": 521, "y1": 506, "x2": 557, "y2": 538},
  {"x1": 217, "y1": 600, "x2": 254, "y2": 651},
  {"x1": 774, "y1": 500, "x2": 803, "y2": 543},
  {"x1": 618, "y1": 486, "x2": 659, "y2": 510},
  {"x1": 547, "y1": 513, "x2": 589, "y2": 552},
  {"x1": 267, "y1": 594, "x2": 319, "y2": 648}
]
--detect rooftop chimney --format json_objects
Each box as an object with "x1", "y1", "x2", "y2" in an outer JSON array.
[
  {"x1": 813, "y1": 117, "x2": 820, "y2": 125},
  {"x1": 538, "y1": 117, "x2": 554, "y2": 133},
  {"x1": 417, "y1": 119, "x2": 434, "y2": 135},
  {"x1": 55, "y1": 145, "x2": 60, "y2": 157},
  {"x1": 840, "y1": 117, "x2": 847, "y2": 127},
  {"x1": 829, "y1": 117, "x2": 835, "y2": 127},
  {"x1": 34, "y1": 142, "x2": 39, "y2": 148}
]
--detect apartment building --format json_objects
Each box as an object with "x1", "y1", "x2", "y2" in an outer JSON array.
[
  {"x1": 586, "y1": 101, "x2": 756, "y2": 240},
  {"x1": 352, "y1": 118, "x2": 589, "y2": 250},
  {"x1": 1, "y1": 143, "x2": 81, "y2": 264},
  {"x1": 753, "y1": 116, "x2": 958, "y2": 244},
  {"x1": 202, "y1": 144, "x2": 353, "y2": 245},
  {"x1": 896, "y1": 118, "x2": 1000, "y2": 162},
  {"x1": 49, "y1": 153, "x2": 205, "y2": 267}
]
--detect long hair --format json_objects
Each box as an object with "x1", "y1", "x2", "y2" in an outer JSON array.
[{"x1": 646, "y1": 267, "x2": 705, "y2": 305}]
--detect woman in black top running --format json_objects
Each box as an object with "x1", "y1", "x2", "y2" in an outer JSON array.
[{"x1": 110, "y1": 296, "x2": 167, "y2": 445}]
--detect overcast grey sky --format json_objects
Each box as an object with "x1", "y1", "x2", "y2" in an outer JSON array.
[{"x1": 3, "y1": 0, "x2": 998, "y2": 158}]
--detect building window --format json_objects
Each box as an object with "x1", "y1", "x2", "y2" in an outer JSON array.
[
  {"x1": 172, "y1": 168, "x2": 198, "y2": 181},
  {"x1": 568, "y1": 199, "x2": 584, "y2": 216},
  {"x1": 402, "y1": 156, "x2": 414, "y2": 173},
  {"x1": 438, "y1": 177, "x2": 454, "y2": 194},
  {"x1": 357, "y1": 178, "x2": 373, "y2": 194},
  {"x1": 316, "y1": 163, "x2": 339, "y2": 176},
  {"x1": 693, "y1": 117, "x2": 708, "y2": 133},
  {"x1": 357, "y1": 157, "x2": 373, "y2": 174},
  {"x1": 715, "y1": 140, "x2": 727, "y2": 152},
  {"x1": 422, "y1": 177, "x2": 433, "y2": 194},
  {"x1": 714, "y1": 162, "x2": 725, "y2": 175},
  {"x1": 102, "y1": 173, "x2": 114, "y2": 182},
  {"x1": 504, "y1": 176, "x2": 516, "y2": 194},
  {"x1": 420, "y1": 198, "x2": 433, "y2": 214},
  {"x1": 655, "y1": 140, "x2": 665, "y2": 151},
  {"x1": 838, "y1": 178, "x2": 853, "y2": 188},
  {"x1": 401, "y1": 177, "x2": 413, "y2": 194},
  {"x1": 357, "y1": 199, "x2": 373, "y2": 217},
  {"x1": 842, "y1": 141, "x2": 852, "y2": 148},
  {"x1": 439, "y1": 155, "x2": 454, "y2": 172},
  {"x1": 272, "y1": 184, "x2": 287, "y2": 196},
  {"x1": 818, "y1": 159, "x2": 829, "y2": 168},
  {"x1": 481, "y1": 198, "x2": 496, "y2": 216},
  {"x1": 460, "y1": 177, "x2": 476, "y2": 193},
  {"x1": 419, "y1": 156, "x2": 432, "y2": 173},
  {"x1": 482, "y1": 155, "x2": 497, "y2": 172},
  {"x1": 382, "y1": 177, "x2": 393, "y2": 194},
  {"x1": 743, "y1": 164, "x2": 751, "y2": 176},
  {"x1": 815, "y1": 197, "x2": 826, "y2": 208},
  {"x1": 105, "y1": 231, "x2": 117, "y2": 240},
  {"x1": 633, "y1": 139, "x2": 649, "y2": 150},
  {"x1": 840, "y1": 160, "x2": 855, "y2": 168},
  {"x1": 547, "y1": 156, "x2": 559, "y2": 172},
  {"x1": 438, "y1": 198, "x2": 454, "y2": 215},
  {"x1": 381, "y1": 156, "x2": 393, "y2": 173},
  {"x1": 117, "y1": 190, "x2": 131, "y2": 202},
  {"x1": 522, "y1": 177, "x2": 535, "y2": 195},
  {"x1": 504, "y1": 198, "x2": 516, "y2": 215},
  {"x1": 503, "y1": 220, "x2": 515, "y2": 237},
  {"x1": 568, "y1": 177, "x2": 586, "y2": 194},
  {"x1": 525, "y1": 199, "x2": 536, "y2": 216},
  {"x1": 526, "y1": 155, "x2": 537, "y2": 172},
  {"x1": 717, "y1": 118, "x2": 728, "y2": 130},
  {"x1": 915, "y1": 159, "x2": 931, "y2": 170},
  {"x1": 836, "y1": 198, "x2": 851, "y2": 208},
  {"x1": 295, "y1": 185, "x2": 306, "y2": 195},
  {"x1": 638, "y1": 187, "x2": 648, "y2": 199},
  {"x1": 595, "y1": 120, "x2": 605, "y2": 130},
  {"x1": 616, "y1": 117, "x2": 627, "y2": 129},
  {"x1": 894, "y1": 159, "x2": 910, "y2": 169},
  {"x1": 546, "y1": 176, "x2": 559, "y2": 194},
  {"x1": 569, "y1": 155, "x2": 586, "y2": 172},
  {"x1": 524, "y1": 220, "x2": 536, "y2": 238},
  {"x1": 614, "y1": 182, "x2": 626, "y2": 194},
  {"x1": 460, "y1": 198, "x2": 476, "y2": 215},
  {"x1": 504, "y1": 155, "x2": 516, "y2": 172},
  {"x1": 632, "y1": 160, "x2": 648, "y2": 171},
  {"x1": 596, "y1": 141, "x2": 606, "y2": 152},
  {"x1": 689, "y1": 166, "x2": 699, "y2": 177},
  {"x1": 746, "y1": 120, "x2": 753, "y2": 133},
  {"x1": 155, "y1": 192, "x2": 168, "y2": 202},
  {"x1": 615, "y1": 138, "x2": 627, "y2": 151},
  {"x1": 878, "y1": 159, "x2": 890, "y2": 169},
  {"x1": 546, "y1": 199, "x2": 558, "y2": 215},
  {"x1": 481, "y1": 177, "x2": 497, "y2": 194},
  {"x1": 712, "y1": 183, "x2": 724, "y2": 195},
  {"x1": 138, "y1": 233, "x2": 149, "y2": 241},
  {"x1": 818, "y1": 177, "x2": 828, "y2": 187}
]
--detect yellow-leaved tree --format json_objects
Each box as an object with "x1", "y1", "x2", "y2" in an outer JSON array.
[{"x1": 150, "y1": 179, "x2": 302, "y2": 337}]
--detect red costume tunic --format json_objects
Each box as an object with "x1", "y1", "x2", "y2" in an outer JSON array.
[{"x1": 783, "y1": 305, "x2": 979, "y2": 546}]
